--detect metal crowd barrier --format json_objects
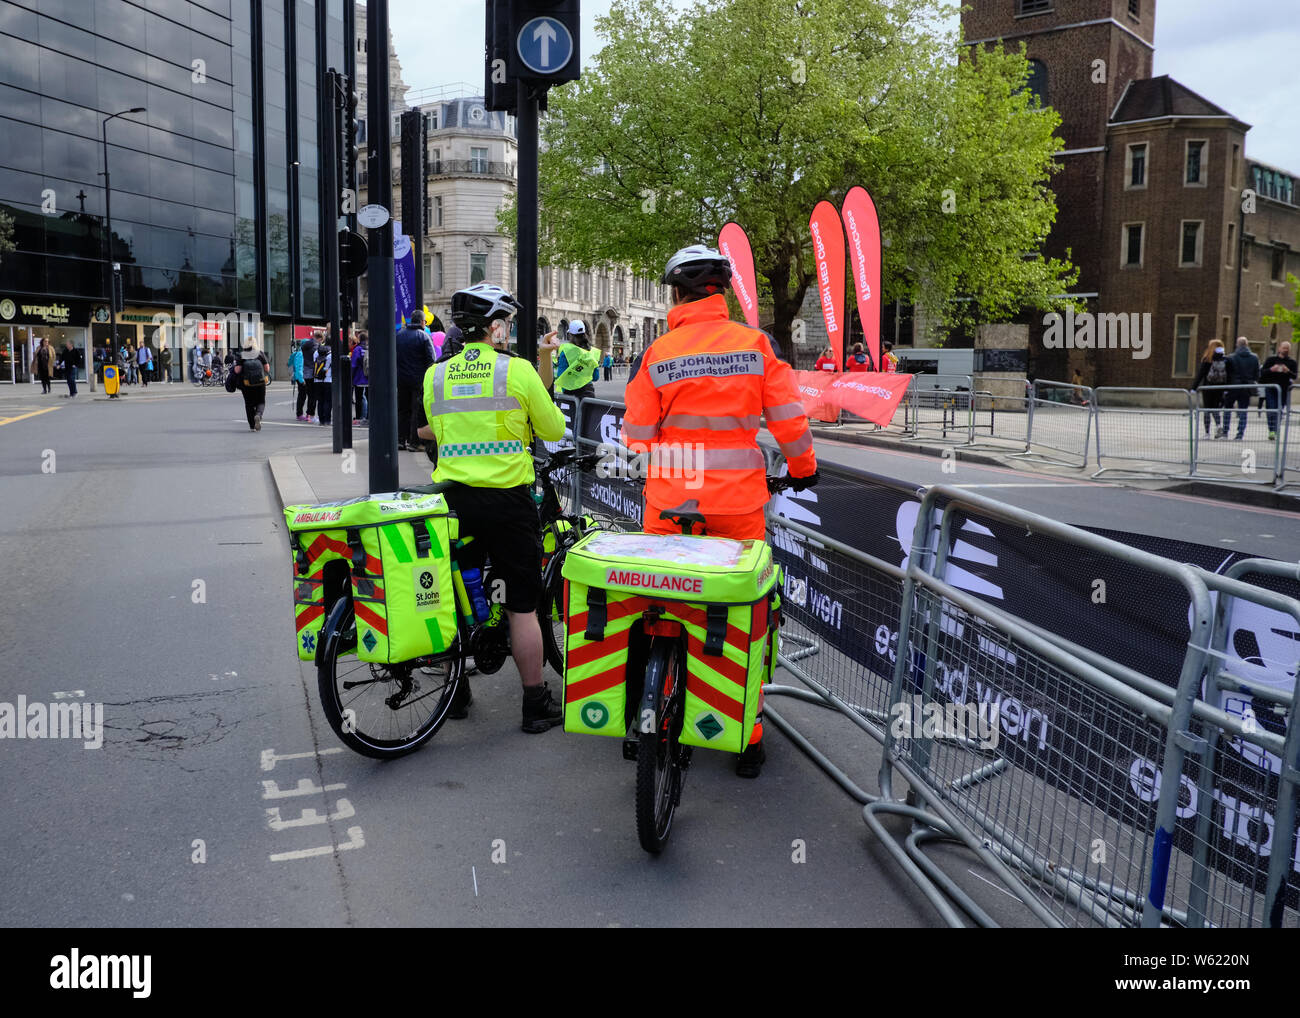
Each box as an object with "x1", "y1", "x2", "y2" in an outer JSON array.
[
  {"x1": 1191, "y1": 384, "x2": 1285, "y2": 485},
  {"x1": 1092, "y1": 387, "x2": 1197, "y2": 479},
  {"x1": 1016, "y1": 379, "x2": 1093, "y2": 468},
  {"x1": 554, "y1": 396, "x2": 1299, "y2": 926}
]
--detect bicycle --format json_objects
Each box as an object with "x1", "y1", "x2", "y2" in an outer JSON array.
[
  {"x1": 583, "y1": 475, "x2": 796, "y2": 854},
  {"x1": 313, "y1": 447, "x2": 606, "y2": 758}
]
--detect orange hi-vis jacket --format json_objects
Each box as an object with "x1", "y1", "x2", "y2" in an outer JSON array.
[{"x1": 622, "y1": 294, "x2": 817, "y2": 516}]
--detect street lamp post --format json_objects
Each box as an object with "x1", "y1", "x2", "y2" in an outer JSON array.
[{"x1": 100, "y1": 107, "x2": 146, "y2": 394}]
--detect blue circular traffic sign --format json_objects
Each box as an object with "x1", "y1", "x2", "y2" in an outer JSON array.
[{"x1": 516, "y1": 16, "x2": 573, "y2": 75}]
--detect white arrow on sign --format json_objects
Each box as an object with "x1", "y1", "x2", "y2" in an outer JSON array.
[{"x1": 534, "y1": 19, "x2": 557, "y2": 67}]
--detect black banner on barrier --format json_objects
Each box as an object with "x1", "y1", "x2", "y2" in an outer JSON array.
[{"x1": 563, "y1": 398, "x2": 1300, "y2": 917}]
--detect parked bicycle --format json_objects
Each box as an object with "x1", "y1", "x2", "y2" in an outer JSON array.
[
  {"x1": 560, "y1": 475, "x2": 795, "y2": 853},
  {"x1": 312, "y1": 447, "x2": 606, "y2": 758}
]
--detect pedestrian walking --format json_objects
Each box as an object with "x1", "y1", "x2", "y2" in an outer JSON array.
[
  {"x1": 159, "y1": 343, "x2": 172, "y2": 383},
  {"x1": 57, "y1": 339, "x2": 80, "y2": 397},
  {"x1": 1261, "y1": 340, "x2": 1296, "y2": 441},
  {"x1": 350, "y1": 330, "x2": 369, "y2": 423},
  {"x1": 396, "y1": 309, "x2": 433, "y2": 449},
  {"x1": 299, "y1": 330, "x2": 319, "y2": 420},
  {"x1": 33, "y1": 337, "x2": 53, "y2": 393},
  {"x1": 1224, "y1": 336, "x2": 1261, "y2": 440},
  {"x1": 137, "y1": 341, "x2": 151, "y2": 387},
  {"x1": 602, "y1": 351, "x2": 612, "y2": 381},
  {"x1": 314, "y1": 339, "x2": 332, "y2": 426},
  {"x1": 287, "y1": 339, "x2": 305, "y2": 416},
  {"x1": 1192, "y1": 339, "x2": 1229, "y2": 437},
  {"x1": 232, "y1": 339, "x2": 271, "y2": 430}
]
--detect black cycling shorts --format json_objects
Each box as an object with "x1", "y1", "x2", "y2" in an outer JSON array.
[{"x1": 443, "y1": 484, "x2": 541, "y2": 614}]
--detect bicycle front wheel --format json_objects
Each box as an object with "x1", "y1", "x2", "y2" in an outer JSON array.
[
  {"x1": 635, "y1": 636, "x2": 689, "y2": 854},
  {"x1": 316, "y1": 596, "x2": 463, "y2": 758}
]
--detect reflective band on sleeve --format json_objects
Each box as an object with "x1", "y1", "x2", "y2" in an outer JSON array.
[
  {"x1": 763, "y1": 402, "x2": 806, "y2": 421},
  {"x1": 661, "y1": 413, "x2": 761, "y2": 431},
  {"x1": 438, "y1": 440, "x2": 526, "y2": 457},
  {"x1": 777, "y1": 431, "x2": 814, "y2": 458},
  {"x1": 648, "y1": 350, "x2": 764, "y2": 388},
  {"x1": 649, "y1": 445, "x2": 766, "y2": 471},
  {"x1": 622, "y1": 422, "x2": 659, "y2": 440}
]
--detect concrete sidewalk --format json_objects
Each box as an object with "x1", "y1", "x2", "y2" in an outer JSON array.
[
  {"x1": 268, "y1": 436, "x2": 434, "y2": 508},
  {"x1": 1, "y1": 378, "x2": 293, "y2": 402}
]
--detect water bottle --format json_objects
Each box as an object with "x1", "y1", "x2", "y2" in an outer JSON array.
[{"x1": 462, "y1": 567, "x2": 491, "y2": 624}]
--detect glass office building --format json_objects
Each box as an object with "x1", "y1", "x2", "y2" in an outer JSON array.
[{"x1": 0, "y1": 0, "x2": 351, "y2": 383}]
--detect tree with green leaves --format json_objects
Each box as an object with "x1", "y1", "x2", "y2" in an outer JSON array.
[
  {"x1": 503, "y1": 0, "x2": 1076, "y2": 357},
  {"x1": 1262, "y1": 272, "x2": 1300, "y2": 338},
  {"x1": 0, "y1": 208, "x2": 15, "y2": 265}
]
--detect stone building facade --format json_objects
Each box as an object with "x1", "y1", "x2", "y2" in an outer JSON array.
[{"x1": 963, "y1": 0, "x2": 1297, "y2": 388}]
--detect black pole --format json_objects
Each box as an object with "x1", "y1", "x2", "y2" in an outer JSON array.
[
  {"x1": 101, "y1": 116, "x2": 114, "y2": 394},
  {"x1": 323, "y1": 69, "x2": 344, "y2": 454},
  {"x1": 367, "y1": 0, "x2": 397, "y2": 493},
  {"x1": 517, "y1": 80, "x2": 539, "y2": 366},
  {"x1": 338, "y1": 73, "x2": 353, "y2": 451}
]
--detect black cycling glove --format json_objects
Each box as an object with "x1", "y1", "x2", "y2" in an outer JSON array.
[{"x1": 789, "y1": 469, "x2": 820, "y2": 492}]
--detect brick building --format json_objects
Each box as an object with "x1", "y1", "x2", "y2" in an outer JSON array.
[{"x1": 964, "y1": 0, "x2": 1298, "y2": 388}]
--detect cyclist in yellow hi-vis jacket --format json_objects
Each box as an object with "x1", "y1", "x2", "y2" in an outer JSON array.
[{"x1": 418, "y1": 283, "x2": 567, "y2": 732}]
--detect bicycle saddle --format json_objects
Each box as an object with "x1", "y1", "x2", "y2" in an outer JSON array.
[{"x1": 659, "y1": 500, "x2": 706, "y2": 532}]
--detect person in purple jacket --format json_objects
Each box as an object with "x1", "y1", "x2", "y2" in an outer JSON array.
[{"x1": 350, "y1": 330, "x2": 369, "y2": 424}]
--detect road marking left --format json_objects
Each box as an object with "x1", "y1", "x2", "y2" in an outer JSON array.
[{"x1": 0, "y1": 407, "x2": 60, "y2": 426}]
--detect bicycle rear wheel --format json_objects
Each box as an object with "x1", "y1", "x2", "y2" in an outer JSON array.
[
  {"x1": 316, "y1": 596, "x2": 463, "y2": 758},
  {"x1": 635, "y1": 636, "x2": 690, "y2": 854},
  {"x1": 539, "y1": 548, "x2": 568, "y2": 675}
]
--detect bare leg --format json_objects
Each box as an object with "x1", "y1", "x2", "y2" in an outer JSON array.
[{"x1": 508, "y1": 609, "x2": 544, "y2": 688}]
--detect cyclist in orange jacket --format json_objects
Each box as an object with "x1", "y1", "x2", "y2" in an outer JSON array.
[{"x1": 622, "y1": 244, "x2": 819, "y2": 777}]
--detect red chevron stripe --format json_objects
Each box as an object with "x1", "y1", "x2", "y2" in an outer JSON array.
[
  {"x1": 566, "y1": 592, "x2": 647, "y2": 635},
  {"x1": 355, "y1": 600, "x2": 387, "y2": 636},
  {"x1": 566, "y1": 664, "x2": 626, "y2": 704},
  {"x1": 304, "y1": 534, "x2": 382, "y2": 576},
  {"x1": 295, "y1": 603, "x2": 324, "y2": 631},
  {"x1": 688, "y1": 633, "x2": 748, "y2": 686},
  {"x1": 674, "y1": 604, "x2": 751, "y2": 653},
  {"x1": 684, "y1": 668, "x2": 744, "y2": 724},
  {"x1": 567, "y1": 629, "x2": 631, "y2": 670}
]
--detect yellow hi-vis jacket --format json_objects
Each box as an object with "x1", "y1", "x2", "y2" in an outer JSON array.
[
  {"x1": 423, "y1": 341, "x2": 566, "y2": 487},
  {"x1": 556, "y1": 341, "x2": 599, "y2": 391}
]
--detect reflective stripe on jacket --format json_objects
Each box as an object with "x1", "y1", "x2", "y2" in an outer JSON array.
[
  {"x1": 423, "y1": 341, "x2": 566, "y2": 488},
  {"x1": 622, "y1": 293, "x2": 817, "y2": 515}
]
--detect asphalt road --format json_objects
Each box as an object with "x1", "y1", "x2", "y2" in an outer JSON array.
[
  {"x1": 1, "y1": 381, "x2": 1291, "y2": 928},
  {"x1": 0, "y1": 383, "x2": 1017, "y2": 928}
]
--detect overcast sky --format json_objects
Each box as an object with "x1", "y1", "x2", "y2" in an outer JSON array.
[{"x1": 386, "y1": 0, "x2": 1299, "y2": 172}]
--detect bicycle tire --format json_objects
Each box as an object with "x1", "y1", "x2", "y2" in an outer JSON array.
[
  {"x1": 635, "y1": 636, "x2": 688, "y2": 854},
  {"x1": 539, "y1": 550, "x2": 568, "y2": 676},
  {"x1": 316, "y1": 595, "x2": 463, "y2": 759}
]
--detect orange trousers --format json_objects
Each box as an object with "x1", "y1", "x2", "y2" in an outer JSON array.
[{"x1": 643, "y1": 504, "x2": 767, "y2": 745}]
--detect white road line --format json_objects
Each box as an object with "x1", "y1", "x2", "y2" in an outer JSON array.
[
  {"x1": 260, "y1": 747, "x2": 344, "y2": 771},
  {"x1": 268, "y1": 825, "x2": 365, "y2": 862},
  {"x1": 52, "y1": 690, "x2": 86, "y2": 699},
  {"x1": 472, "y1": 866, "x2": 478, "y2": 897},
  {"x1": 966, "y1": 868, "x2": 1021, "y2": 901},
  {"x1": 261, "y1": 777, "x2": 346, "y2": 799},
  {"x1": 266, "y1": 798, "x2": 355, "y2": 830},
  {"x1": 951, "y1": 482, "x2": 1095, "y2": 489}
]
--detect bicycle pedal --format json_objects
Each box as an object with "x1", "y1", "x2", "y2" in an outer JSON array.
[{"x1": 622, "y1": 737, "x2": 638, "y2": 761}]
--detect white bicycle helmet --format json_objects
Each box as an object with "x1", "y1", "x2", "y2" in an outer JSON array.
[
  {"x1": 450, "y1": 283, "x2": 522, "y2": 332},
  {"x1": 661, "y1": 244, "x2": 732, "y2": 297}
]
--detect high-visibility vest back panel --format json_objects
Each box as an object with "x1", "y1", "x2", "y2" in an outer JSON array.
[{"x1": 424, "y1": 344, "x2": 534, "y2": 488}]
